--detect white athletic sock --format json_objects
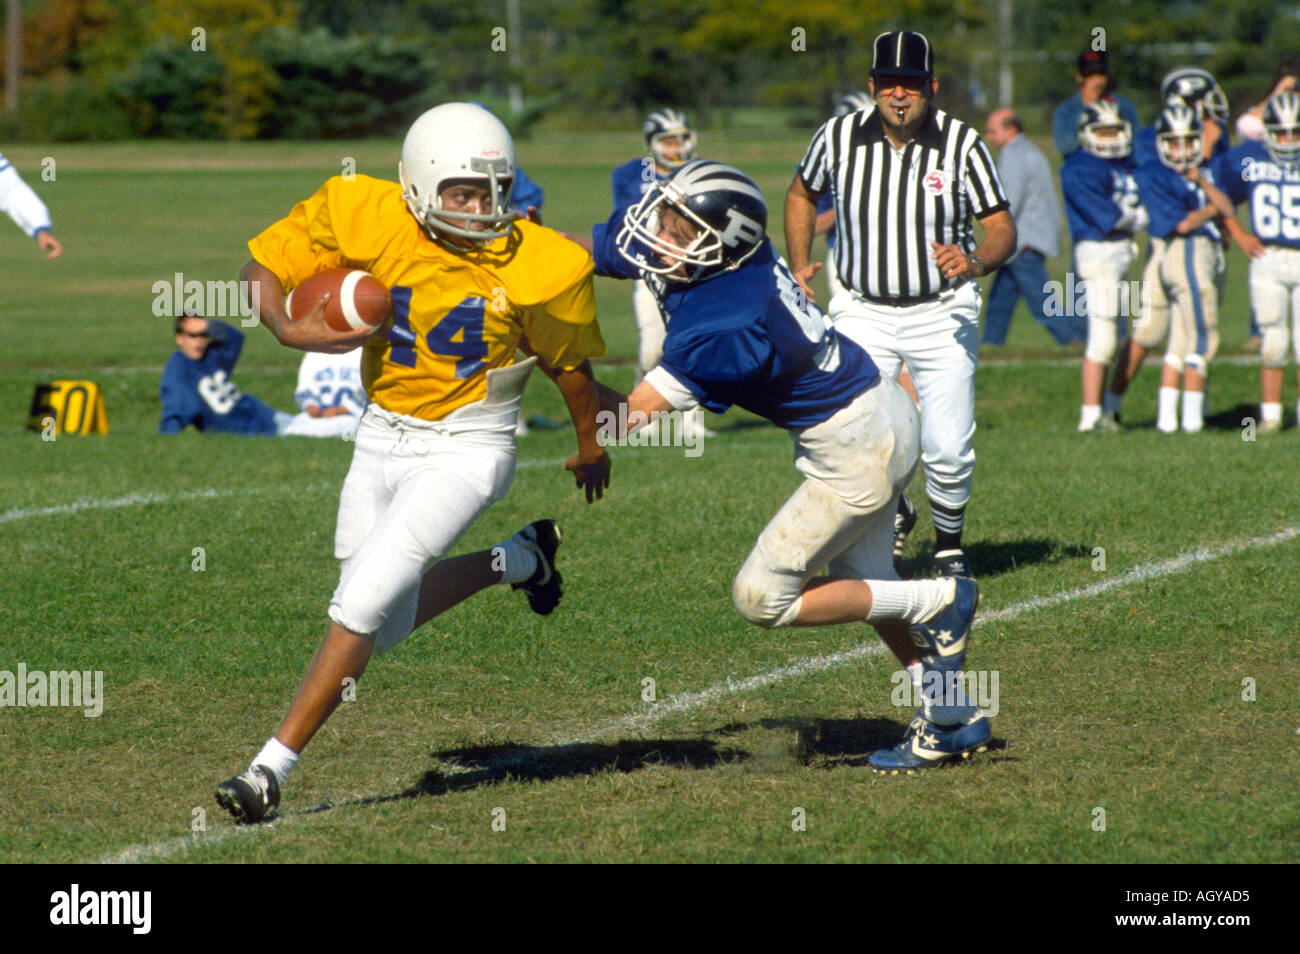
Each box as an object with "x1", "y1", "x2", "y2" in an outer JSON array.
[
  {"x1": 1102, "y1": 391, "x2": 1122, "y2": 416},
  {"x1": 494, "y1": 535, "x2": 538, "y2": 585},
  {"x1": 1182, "y1": 390, "x2": 1205, "y2": 433},
  {"x1": 865, "y1": 578, "x2": 954, "y2": 624},
  {"x1": 923, "y1": 670, "x2": 980, "y2": 727},
  {"x1": 253, "y1": 737, "x2": 299, "y2": 786},
  {"x1": 1262, "y1": 402, "x2": 1283, "y2": 424},
  {"x1": 1157, "y1": 387, "x2": 1180, "y2": 432},
  {"x1": 1078, "y1": 404, "x2": 1101, "y2": 431}
]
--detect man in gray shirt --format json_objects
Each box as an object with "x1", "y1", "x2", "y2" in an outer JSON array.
[{"x1": 981, "y1": 109, "x2": 1083, "y2": 346}]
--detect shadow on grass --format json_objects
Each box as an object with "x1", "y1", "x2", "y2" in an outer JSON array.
[
  {"x1": 711, "y1": 715, "x2": 1009, "y2": 769},
  {"x1": 897, "y1": 538, "x2": 1091, "y2": 580},
  {"x1": 298, "y1": 738, "x2": 748, "y2": 813}
]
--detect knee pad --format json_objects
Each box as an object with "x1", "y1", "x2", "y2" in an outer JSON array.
[
  {"x1": 1262, "y1": 326, "x2": 1289, "y2": 367},
  {"x1": 1184, "y1": 353, "x2": 1206, "y2": 374},
  {"x1": 731, "y1": 567, "x2": 799, "y2": 630},
  {"x1": 1085, "y1": 316, "x2": 1118, "y2": 365},
  {"x1": 1163, "y1": 353, "x2": 1184, "y2": 375}
]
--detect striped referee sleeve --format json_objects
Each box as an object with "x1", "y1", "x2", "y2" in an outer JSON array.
[
  {"x1": 796, "y1": 118, "x2": 836, "y2": 194},
  {"x1": 960, "y1": 129, "x2": 1009, "y2": 218}
]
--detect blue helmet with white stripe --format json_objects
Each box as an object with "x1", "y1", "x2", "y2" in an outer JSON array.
[{"x1": 617, "y1": 159, "x2": 767, "y2": 282}]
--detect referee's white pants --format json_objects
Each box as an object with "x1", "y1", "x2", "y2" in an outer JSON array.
[
  {"x1": 828, "y1": 282, "x2": 980, "y2": 512},
  {"x1": 328, "y1": 403, "x2": 517, "y2": 654}
]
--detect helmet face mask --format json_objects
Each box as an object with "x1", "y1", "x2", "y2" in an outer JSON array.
[
  {"x1": 643, "y1": 109, "x2": 697, "y2": 169},
  {"x1": 1078, "y1": 102, "x2": 1132, "y2": 158},
  {"x1": 616, "y1": 159, "x2": 767, "y2": 283},
  {"x1": 1156, "y1": 104, "x2": 1204, "y2": 172},
  {"x1": 1264, "y1": 92, "x2": 1300, "y2": 169},
  {"x1": 1161, "y1": 67, "x2": 1229, "y2": 124},
  {"x1": 834, "y1": 91, "x2": 875, "y2": 117},
  {"x1": 398, "y1": 103, "x2": 519, "y2": 245}
]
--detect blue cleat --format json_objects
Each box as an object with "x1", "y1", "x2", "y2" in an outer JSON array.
[
  {"x1": 908, "y1": 577, "x2": 979, "y2": 673},
  {"x1": 868, "y1": 713, "x2": 992, "y2": 774}
]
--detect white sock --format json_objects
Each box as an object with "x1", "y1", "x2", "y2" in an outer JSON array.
[
  {"x1": 253, "y1": 737, "x2": 299, "y2": 786},
  {"x1": 1102, "y1": 391, "x2": 1122, "y2": 416},
  {"x1": 923, "y1": 670, "x2": 980, "y2": 727},
  {"x1": 493, "y1": 535, "x2": 538, "y2": 585},
  {"x1": 1078, "y1": 404, "x2": 1101, "y2": 431},
  {"x1": 1262, "y1": 402, "x2": 1283, "y2": 424},
  {"x1": 1182, "y1": 390, "x2": 1205, "y2": 432},
  {"x1": 865, "y1": 578, "x2": 954, "y2": 624},
  {"x1": 1157, "y1": 387, "x2": 1180, "y2": 432}
]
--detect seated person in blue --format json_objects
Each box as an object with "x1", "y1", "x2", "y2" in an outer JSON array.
[
  {"x1": 579, "y1": 159, "x2": 991, "y2": 774},
  {"x1": 160, "y1": 313, "x2": 292, "y2": 436}
]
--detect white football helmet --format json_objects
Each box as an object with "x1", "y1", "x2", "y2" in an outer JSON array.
[
  {"x1": 1263, "y1": 92, "x2": 1300, "y2": 169},
  {"x1": 398, "y1": 103, "x2": 517, "y2": 243},
  {"x1": 1156, "y1": 104, "x2": 1204, "y2": 173},
  {"x1": 643, "y1": 109, "x2": 697, "y2": 169},
  {"x1": 1078, "y1": 100, "x2": 1132, "y2": 158}
]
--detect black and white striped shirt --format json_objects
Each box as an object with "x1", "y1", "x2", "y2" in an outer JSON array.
[{"x1": 798, "y1": 107, "x2": 1009, "y2": 302}]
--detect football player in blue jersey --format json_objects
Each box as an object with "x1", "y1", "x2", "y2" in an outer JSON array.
[
  {"x1": 1112, "y1": 106, "x2": 1235, "y2": 433},
  {"x1": 608, "y1": 109, "x2": 713, "y2": 441},
  {"x1": 160, "y1": 313, "x2": 294, "y2": 436},
  {"x1": 581, "y1": 159, "x2": 992, "y2": 773},
  {"x1": 1132, "y1": 68, "x2": 1231, "y2": 168},
  {"x1": 1060, "y1": 101, "x2": 1147, "y2": 431},
  {"x1": 1210, "y1": 92, "x2": 1300, "y2": 432}
]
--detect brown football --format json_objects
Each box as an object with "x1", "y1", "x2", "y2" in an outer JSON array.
[{"x1": 285, "y1": 268, "x2": 392, "y2": 333}]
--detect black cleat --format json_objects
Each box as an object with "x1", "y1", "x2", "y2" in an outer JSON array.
[
  {"x1": 893, "y1": 494, "x2": 917, "y2": 560},
  {"x1": 512, "y1": 519, "x2": 563, "y2": 615},
  {"x1": 215, "y1": 764, "x2": 280, "y2": 824},
  {"x1": 932, "y1": 548, "x2": 973, "y2": 579}
]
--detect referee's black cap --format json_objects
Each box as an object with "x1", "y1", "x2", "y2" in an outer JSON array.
[{"x1": 870, "y1": 31, "x2": 934, "y2": 80}]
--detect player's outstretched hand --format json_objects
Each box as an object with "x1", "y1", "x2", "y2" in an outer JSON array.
[
  {"x1": 792, "y1": 262, "x2": 822, "y2": 303},
  {"x1": 564, "y1": 448, "x2": 611, "y2": 503},
  {"x1": 38, "y1": 232, "x2": 63, "y2": 259}
]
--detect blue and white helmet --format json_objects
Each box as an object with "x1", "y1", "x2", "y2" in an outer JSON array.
[
  {"x1": 1161, "y1": 67, "x2": 1229, "y2": 124},
  {"x1": 1263, "y1": 92, "x2": 1300, "y2": 169},
  {"x1": 616, "y1": 159, "x2": 767, "y2": 282},
  {"x1": 1078, "y1": 100, "x2": 1132, "y2": 158},
  {"x1": 1156, "y1": 104, "x2": 1203, "y2": 172},
  {"x1": 834, "y1": 91, "x2": 875, "y2": 117},
  {"x1": 398, "y1": 103, "x2": 517, "y2": 243},
  {"x1": 642, "y1": 108, "x2": 697, "y2": 168}
]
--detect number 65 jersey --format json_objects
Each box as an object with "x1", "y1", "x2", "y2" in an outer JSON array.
[
  {"x1": 1210, "y1": 141, "x2": 1300, "y2": 248},
  {"x1": 249, "y1": 175, "x2": 605, "y2": 422}
]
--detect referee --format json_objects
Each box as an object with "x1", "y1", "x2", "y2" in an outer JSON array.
[{"x1": 785, "y1": 30, "x2": 1015, "y2": 579}]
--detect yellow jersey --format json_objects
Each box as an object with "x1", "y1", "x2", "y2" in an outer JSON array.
[{"x1": 248, "y1": 175, "x2": 605, "y2": 421}]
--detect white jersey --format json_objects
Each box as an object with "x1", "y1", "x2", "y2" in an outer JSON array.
[
  {"x1": 293, "y1": 349, "x2": 366, "y2": 416},
  {"x1": 0, "y1": 153, "x2": 52, "y2": 238}
]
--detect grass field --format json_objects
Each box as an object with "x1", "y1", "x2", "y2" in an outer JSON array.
[{"x1": 0, "y1": 134, "x2": 1296, "y2": 866}]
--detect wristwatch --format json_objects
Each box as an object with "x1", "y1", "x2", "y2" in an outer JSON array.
[{"x1": 968, "y1": 253, "x2": 986, "y2": 276}]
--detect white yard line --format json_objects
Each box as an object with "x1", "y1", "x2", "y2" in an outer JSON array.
[{"x1": 97, "y1": 522, "x2": 1300, "y2": 863}]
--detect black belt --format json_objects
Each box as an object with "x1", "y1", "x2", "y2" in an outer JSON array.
[{"x1": 858, "y1": 290, "x2": 945, "y2": 307}]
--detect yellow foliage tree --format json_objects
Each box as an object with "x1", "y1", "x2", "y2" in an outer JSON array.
[{"x1": 148, "y1": 0, "x2": 299, "y2": 138}]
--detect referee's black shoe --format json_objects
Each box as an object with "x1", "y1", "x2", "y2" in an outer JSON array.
[{"x1": 932, "y1": 548, "x2": 973, "y2": 579}]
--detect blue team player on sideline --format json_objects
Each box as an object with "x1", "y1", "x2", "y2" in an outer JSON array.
[
  {"x1": 578, "y1": 159, "x2": 992, "y2": 772},
  {"x1": 160, "y1": 313, "x2": 292, "y2": 436},
  {"x1": 1061, "y1": 101, "x2": 1147, "y2": 431}
]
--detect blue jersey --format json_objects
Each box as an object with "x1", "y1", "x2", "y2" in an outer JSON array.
[
  {"x1": 816, "y1": 188, "x2": 837, "y2": 250},
  {"x1": 159, "y1": 321, "x2": 280, "y2": 435},
  {"x1": 611, "y1": 158, "x2": 668, "y2": 212},
  {"x1": 510, "y1": 165, "x2": 543, "y2": 213},
  {"x1": 1060, "y1": 151, "x2": 1142, "y2": 241},
  {"x1": 590, "y1": 211, "x2": 879, "y2": 429},
  {"x1": 1210, "y1": 141, "x2": 1300, "y2": 248},
  {"x1": 1134, "y1": 160, "x2": 1221, "y2": 241},
  {"x1": 1133, "y1": 119, "x2": 1230, "y2": 169}
]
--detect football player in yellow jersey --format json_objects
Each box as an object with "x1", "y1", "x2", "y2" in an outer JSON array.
[{"x1": 215, "y1": 103, "x2": 611, "y2": 824}]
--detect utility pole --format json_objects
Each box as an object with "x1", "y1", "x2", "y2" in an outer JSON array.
[
  {"x1": 5, "y1": 0, "x2": 19, "y2": 114},
  {"x1": 506, "y1": 0, "x2": 522, "y2": 115},
  {"x1": 999, "y1": 0, "x2": 1013, "y2": 108}
]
